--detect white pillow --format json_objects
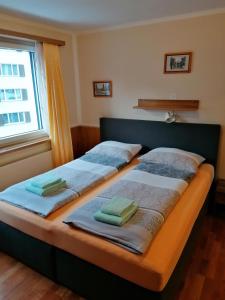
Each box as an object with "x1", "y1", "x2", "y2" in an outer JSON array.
[
  {"x1": 86, "y1": 141, "x2": 142, "y2": 162},
  {"x1": 139, "y1": 147, "x2": 205, "y2": 173}
]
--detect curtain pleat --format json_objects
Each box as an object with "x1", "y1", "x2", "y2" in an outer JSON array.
[{"x1": 43, "y1": 43, "x2": 73, "y2": 167}]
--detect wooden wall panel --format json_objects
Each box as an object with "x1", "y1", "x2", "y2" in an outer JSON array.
[
  {"x1": 71, "y1": 126, "x2": 100, "y2": 158},
  {"x1": 70, "y1": 126, "x2": 80, "y2": 158}
]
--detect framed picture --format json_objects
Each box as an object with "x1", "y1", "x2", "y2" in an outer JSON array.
[
  {"x1": 164, "y1": 52, "x2": 192, "y2": 73},
  {"x1": 93, "y1": 81, "x2": 112, "y2": 97}
]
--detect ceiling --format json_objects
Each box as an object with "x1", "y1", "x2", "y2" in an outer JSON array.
[{"x1": 0, "y1": 0, "x2": 225, "y2": 32}]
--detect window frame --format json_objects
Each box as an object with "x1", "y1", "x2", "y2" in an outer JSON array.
[
  {"x1": 0, "y1": 37, "x2": 49, "y2": 149},
  {"x1": 0, "y1": 129, "x2": 49, "y2": 148}
]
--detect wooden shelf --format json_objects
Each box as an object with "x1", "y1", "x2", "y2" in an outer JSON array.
[{"x1": 133, "y1": 99, "x2": 199, "y2": 111}]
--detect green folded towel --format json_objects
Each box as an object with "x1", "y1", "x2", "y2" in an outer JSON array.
[
  {"x1": 30, "y1": 175, "x2": 62, "y2": 189},
  {"x1": 94, "y1": 203, "x2": 138, "y2": 226},
  {"x1": 26, "y1": 180, "x2": 66, "y2": 196},
  {"x1": 101, "y1": 196, "x2": 135, "y2": 217}
]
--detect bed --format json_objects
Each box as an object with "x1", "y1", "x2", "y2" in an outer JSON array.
[{"x1": 0, "y1": 117, "x2": 221, "y2": 300}]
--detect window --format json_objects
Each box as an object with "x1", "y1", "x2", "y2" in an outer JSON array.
[
  {"x1": 0, "y1": 114, "x2": 9, "y2": 126},
  {"x1": 12, "y1": 64, "x2": 18, "y2": 76},
  {"x1": 0, "y1": 89, "x2": 4, "y2": 101},
  {"x1": 1, "y1": 64, "x2": 12, "y2": 76},
  {"x1": 0, "y1": 38, "x2": 47, "y2": 147},
  {"x1": 15, "y1": 89, "x2": 22, "y2": 100},
  {"x1": 0, "y1": 63, "x2": 25, "y2": 77},
  {"x1": 0, "y1": 111, "x2": 31, "y2": 126},
  {"x1": 6, "y1": 89, "x2": 16, "y2": 100},
  {"x1": 0, "y1": 88, "x2": 28, "y2": 101}
]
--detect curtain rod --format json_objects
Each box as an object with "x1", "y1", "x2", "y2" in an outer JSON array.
[{"x1": 0, "y1": 28, "x2": 66, "y2": 46}]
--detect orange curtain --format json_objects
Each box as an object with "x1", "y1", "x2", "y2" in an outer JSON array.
[{"x1": 43, "y1": 43, "x2": 73, "y2": 167}]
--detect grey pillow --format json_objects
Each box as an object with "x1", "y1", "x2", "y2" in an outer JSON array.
[
  {"x1": 139, "y1": 147, "x2": 205, "y2": 173},
  {"x1": 86, "y1": 141, "x2": 142, "y2": 162}
]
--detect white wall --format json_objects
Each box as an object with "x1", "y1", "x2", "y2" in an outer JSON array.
[
  {"x1": 77, "y1": 12, "x2": 225, "y2": 178},
  {"x1": 0, "y1": 151, "x2": 53, "y2": 190}
]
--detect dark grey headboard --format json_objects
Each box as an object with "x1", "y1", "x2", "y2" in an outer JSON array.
[{"x1": 100, "y1": 117, "x2": 221, "y2": 168}]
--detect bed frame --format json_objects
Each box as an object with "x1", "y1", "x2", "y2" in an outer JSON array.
[{"x1": 0, "y1": 117, "x2": 221, "y2": 299}]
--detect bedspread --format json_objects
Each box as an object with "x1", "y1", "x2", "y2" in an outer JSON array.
[{"x1": 65, "y1": 163, "x2": 190, "y2": 253}]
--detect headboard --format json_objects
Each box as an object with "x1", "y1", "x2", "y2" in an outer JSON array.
[{"x1": 100, "y1": 117, "x2": 221, "y2": 168}]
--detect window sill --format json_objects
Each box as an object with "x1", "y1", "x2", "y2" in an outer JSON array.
[{"x1": 0, "y1": 137, "x2": 51, "y2": 167}]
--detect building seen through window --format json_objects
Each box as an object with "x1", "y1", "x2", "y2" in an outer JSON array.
[{"x1": 0, "y1": 47, "x2": 43, "y2": 140}]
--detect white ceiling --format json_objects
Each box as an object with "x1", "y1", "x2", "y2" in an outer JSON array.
[{"x1": 0, "y1": 0, "x2": 225, "y2": 32}]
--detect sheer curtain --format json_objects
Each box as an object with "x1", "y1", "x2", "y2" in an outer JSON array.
[
  {"x1": 35, "y1": 42, "x2": 49, "y2": 135},
  {"x1": 41, "y1": 42, "x2": 73, "y2": 167}
]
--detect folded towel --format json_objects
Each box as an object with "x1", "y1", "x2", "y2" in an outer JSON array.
[
  {"x1": 30, "y1": 175, "x2": 62, "y2": 189},
  {"x1": 26, "y1": 180, "x2": 67, "y2": 196},
  {"x1": 94, "y1": 203, "x2": 138, "y2": 226},
  {"x1": 101, "y1": 196, "x2": 134, "y2": 217}
]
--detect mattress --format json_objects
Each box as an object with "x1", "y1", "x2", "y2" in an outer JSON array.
[
  {"x1": 51, "y1": 163, "x2": 214, "y2": 292},
  {"x1": 0, "y1": 161, "x2": 213, "y2": 292}
]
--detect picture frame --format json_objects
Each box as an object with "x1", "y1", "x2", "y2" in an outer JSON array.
[
  {"x1": 93, "y1": 81, "x2": 112, "y2": 97},
  {"x1": 164, "y1": 52, "x2": 192, "y2": 74}
]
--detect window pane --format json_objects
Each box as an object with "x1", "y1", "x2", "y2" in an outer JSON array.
[
  {"x1": 19, "y1": 112, "x2": 24, "y2": 122},
  {"x1": 2, "y1": 64, "x2": 12, "y2": 76},
  {"x1": 21, "y1": 89, "x2": 28, "y2": 100},
  {"x1": 12, "y1": 64, "x2": 18, "y2": 76},
  {"x1": 3, "y1": 114, "x2": 8, "y2": 124},
  {"x1": 1, "y1": 64, "x2": 6, "y2": 75},
  {"x1": 25, "y1": 112, "x2": 31, "y2": 123},
  {"x1": 15, "y1": 89, "x2": 22, "y2": 100},
  {"x1": 0, "y1": 89, "x2": 5, "y2": 101},
  {"x1": 0, "y1": 114, "x2": 8, "y2": 126},
  {"x1": 9, "y1": 113, "x2": 19, "y2": 123},
  {"x1": 0, "y1": 115, "x2": 4, "y2": 126},
  {"x1": 5, "y1": 89, "x2": 16, "y2": 100},
  {"x1": 19, "y1": 64, "x2": 25, "y2": 77}
]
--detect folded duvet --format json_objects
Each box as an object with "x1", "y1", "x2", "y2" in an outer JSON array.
[
  {"x1": 47, "y1": 158, "x2": 118, "y2": 195},
  {"x1": 0, "y1": 180, "x2": 77, "y2": 217},
  {"x1": 0, "y1": 155, "x2": 121, "y2": 217},
  {"x1": 65, "y1": 162, "x2": 192, "y2": 253}
]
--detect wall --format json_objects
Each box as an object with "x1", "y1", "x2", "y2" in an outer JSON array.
[
  {"x1": 77, "y1": 13, "x2": 225, "y2": 178},
  {"x1": 0, "y1": 13, "x2": 77, "y2": 188},
  {"x1": 0, "y1": 151, "x2": 52, "y2": 190}
]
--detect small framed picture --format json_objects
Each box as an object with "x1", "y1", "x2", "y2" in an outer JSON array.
[
  {"x1": 93, "y1": 81, "x2": 112, "y2": 97},
  {"x1": 164, "y1": 52, "x2": 192, "y2": 73}
]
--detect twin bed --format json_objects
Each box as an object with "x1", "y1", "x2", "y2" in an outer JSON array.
[{"x1": 0, "y1": 117, "x2": 221, "y2": 300}]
